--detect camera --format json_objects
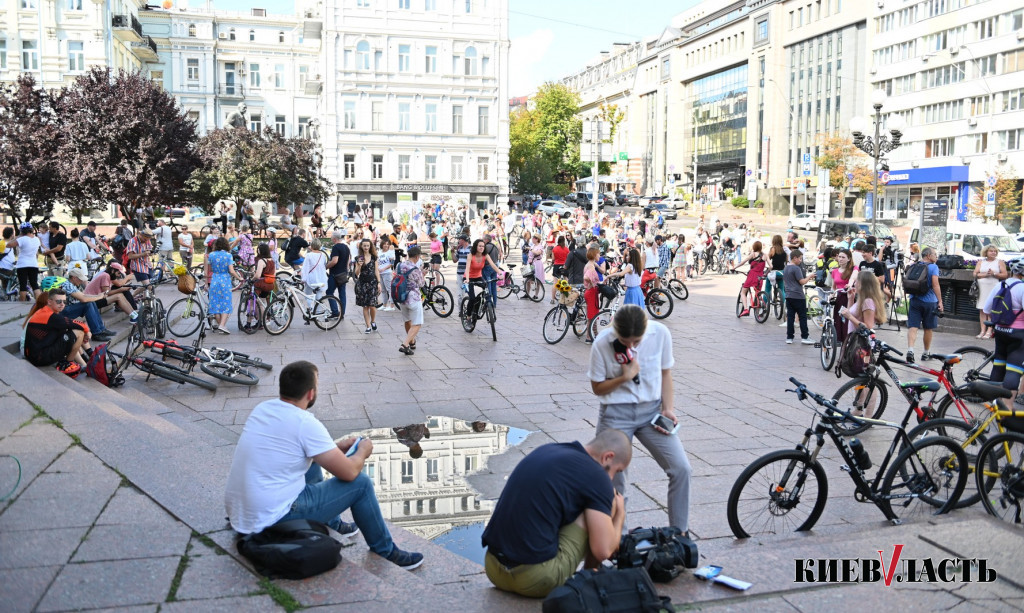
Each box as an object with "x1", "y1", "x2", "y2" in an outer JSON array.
[{"x1": 615, "y1": 526, "x2": 698, "y2": 583}]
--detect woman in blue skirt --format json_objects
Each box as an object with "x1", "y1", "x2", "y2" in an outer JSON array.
[{"x1": 622, "y1": 248, "x2": 645, "y2": 307}]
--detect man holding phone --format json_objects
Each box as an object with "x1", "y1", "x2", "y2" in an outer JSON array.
[{"x1": 587, "y1": 304, "x2": 692, "y2": 535}]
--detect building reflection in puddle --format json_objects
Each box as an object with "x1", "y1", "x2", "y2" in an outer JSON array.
[{"x1": 351, "y1": 416, "x2": 531, "y2": 565}]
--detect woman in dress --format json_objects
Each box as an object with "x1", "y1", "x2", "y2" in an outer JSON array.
[
  {"x1": 830, "y1": 249, "x2": 856, "y2": 344},
  {"x1": 582, "y1": 247, "x2": 601, "y2": 333},
  {"x1": 974, "y1": 245, "x2": 1007, "y2": 338},
  {"x1": 205, "y1": 236, "x2": 241, "y2": 334},
  {"x1": 377, "y1": 238, "x2": 396, "y2": 311},
  {"x1": 236, "y1": 221, "x2": 255, "y2": 268},
  {"x1": 529, "y1": 235, "x2": 546, "y2": 284},
  {"x1": 621, "y1": 248, "x2": 645, "y2": 308},
  {"x1": 354, "y1": 239, "x2": 382, "y2": 333},
  {"x1": 672, "y1": 233, "x2": 687, "y2": 281},
  {"x1": 734, "y1": 240, "x2": 766, "y2": 317}
]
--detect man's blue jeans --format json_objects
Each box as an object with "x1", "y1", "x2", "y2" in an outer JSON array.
[
  {"x1": 278, "y1": 463, "x2": 394, "y2": 556},
  {"x1": 63, "y1": 302, "x2": 107, "y2": 335},
  {"x1": 327, "y1": 275, "x2": 346, "y2": 317}
]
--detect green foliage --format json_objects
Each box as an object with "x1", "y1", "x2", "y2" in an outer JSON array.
[
  {"x1": 508, "y1": 82, "x2": 582, "y2": 194},
  {"x1": 723, "y1": 188, "x2": 735, "y2": 199},
  {"x1": 754, "y1": 199, "x2": 765, "y2": 208},
  {"x1": 257, "y1": 578, "x2": 302, "y2": 612},
  {"x1": 731, "y1": 196, "x2": 750, "y2": 208}
]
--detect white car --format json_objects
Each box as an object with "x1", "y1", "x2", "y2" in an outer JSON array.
[
  {"x1": 787, "y1": 213, "x2": 819, "y2": 231},
  {"x1": 661, "y1": 197, "x2": 689, "y2": 210}
]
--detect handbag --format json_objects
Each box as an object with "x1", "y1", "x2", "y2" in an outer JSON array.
[
  {"x1": 969, "y1": 279, "x2": 980, "y2": 302},
  {"x1": 236, "y1": 519, "x2": 342, "y2": 580},
  {"x1": 542, "y1": 567, "x2": 672, "y2": 613}
]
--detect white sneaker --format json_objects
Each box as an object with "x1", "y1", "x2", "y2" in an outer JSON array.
[
  {"x1": 801, "y1": 338, "x2": 814, "y2": 345},
  {"x1": 786, "y1": 339, "x2": 794, "y2": 344},
  {"x1": 779, "y1": 322, "x2": 787, "y2": 327}
]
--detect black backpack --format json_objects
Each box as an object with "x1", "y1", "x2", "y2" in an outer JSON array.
[
  {"x1": 236, "y1": 519, "x2": 342, "y2": 580},
  {"x1": 990, "y1": 280, "x2": 1022, "y2": 327},
  {"x1": 837, "y1": 329, "x2": 874, "y2": 378},
  {"x1": 902, "y1": 261, "x2": 931, "y2": 296},
  {"x1": 542, "y1": 567, "x2": 672, "y2": 613}
]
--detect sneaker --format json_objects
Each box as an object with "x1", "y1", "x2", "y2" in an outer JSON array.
[
  {"x1": 786, "y1": 339, "x2": 794, "y2": 344},
  {"x1": 801, "y1": 338, "x2": 814, "y2": 345},
  {"x1": 779, "y1": 322, "x2": 787, "y2": 327},
  {"x1": 905, "y1": 349, "x2": 915, "y2": 364},
  {"x1": 336, "y1": 521, "x2": 360, "y2": 539},
  {"x1": 129, "y1": 311, "x2": 139, "y2": 323},
  {"x1": 364, "y1": 327, "x2": 372, "y2": 334},
  {"x1": 381, "y1": 545, "x2": 424, "y2": 570},
  {"x1": 220, "y1": 327, "x2": 232, "y2": 335},
  {"x1": 371, "y1": 322, "x2": 378, "y2": 331},
  {"x1": 740, "y1": 309, "x2": 750, "y2": 317}
]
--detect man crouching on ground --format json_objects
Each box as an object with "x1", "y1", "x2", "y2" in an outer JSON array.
[{"x1": 481, "y1": 429, "x2": 630, "y2": 597}]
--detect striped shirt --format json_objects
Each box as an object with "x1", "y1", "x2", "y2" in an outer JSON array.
[{"x1": 126, "y1": 237, "x2": 151, "y2": 274}]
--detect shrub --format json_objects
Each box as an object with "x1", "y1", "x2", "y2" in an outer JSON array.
[
  {"x1": 724, "y1": 188, "x2": 736, "y2": 199},
  {"x1": 754, "y1": 199, "x2": 764, "y2": 208},
  {"x1": 731, "y1": 196, "x2": 750, "y2": 208}
]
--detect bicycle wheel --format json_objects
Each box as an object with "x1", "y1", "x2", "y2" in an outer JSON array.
[
  {"x1": 807, "y1": 292, "x2": 825, "y2": 329},
  {"x1": 228, "y1": 352, "x2": 274, "y2": 371},
  {"x1": 485, "y1": 302, "x2": 497, "y2": 341},
  {"x1": 905, "y1": 418, "x2": 993, "y2": 509},
  {"x1": 542, "y1": 306, "x2": 570, "y2": 344},
  {"x1": 753, "y1": 292, "x2": 770, "y2": 323},
  {"x1": 571, "y1": 306, "x2": 589, "y2": 338},
  {"x1": 735, "y1": 290, "x2": 745, "y2": 317},
  {"x1": 588, "y1": 309, "x2": 613, "y2": 341},
  {"x1": 950, "y1": 346, "x2": 992, "y2": 384},
  {"x1": 432, "y1": 270, "x2": 446, "y2": 287},
  {"x1": 773, "y1": 292, "x2": 784, "y2": 320},
  {"x1": 646, "y1": 288, "x2": 672, "y2": 319},
  {"x1": 144, "y1": 361, "x2": 217, "y2": 391},
  {"x1": 495, "y1": 275, "x2": 514, "y2": 299},
  {"x1": 666, "y1": 278, "x2": 688, "y2": 301},
  {"x1": 262, "y1": 297, "x2": 293, "y2": 335},
  {"x1": 525, "y1": 277, "x2": 545, "y2": 302},
  {"x1": 200, "y1": 362, "x2": 259, "y2": 386},
  {"x1": 200, "y1": 225, "x2": 216, "y2": 239},
  {"x1": 166, "y1": 296, "x2": 204, "y2": 338},
  {"x1": 726, "y1": 449, "x2": 828, "y2": 539},
  {"x1": 313, "y1": 296, "x2": 342, "y2": 330},
  {"x1": 236, "y1": 293, "x2": 263, "y2": 335},
  {"x1": 879, "y1": 436, "x2": 968, "y2": 522},
  {"x1": 428, "y1": 286, "x2": 454, "y2": 317},
  {"x1": 153, "y1": 299, "x2": 167, "y2": 339},
  {"x1": 460, "y1": 297, "x2": 476, "y2": 333},
  {"x1": 976, "y1": 432, "x2": 1024, "y2": 525},
  {"x1": 828, "y1": 377, "x2": 888, "y2": 436},
  {"x1": 819, "y1": 319, "x2": 837, "y2": 371}
]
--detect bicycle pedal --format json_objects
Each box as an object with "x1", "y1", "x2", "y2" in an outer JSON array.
[
  {"x1": 839, "y1": 464, "x2": 852, "y2": 473},
  {"x1": 813, "y1": 342, "x2": 822, "y2": 348}
]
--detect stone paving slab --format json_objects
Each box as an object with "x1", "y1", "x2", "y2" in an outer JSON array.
[
  {"x1": 36, "y1": 556, "x2": 181, "y2": 612},
  {"x1": 175, "y1": 538, "x2": 264, "y2": 601},
  {"x1": 161, "y1": 596, "x2": 284, "y2": 612},
  {"x1": 0, "y1": 565, "x2": 61, "y2": 613}
]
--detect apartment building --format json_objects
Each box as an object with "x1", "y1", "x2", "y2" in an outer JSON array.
[{"x1": 321, "y1": 0, "x2": 510, "y2": 218}]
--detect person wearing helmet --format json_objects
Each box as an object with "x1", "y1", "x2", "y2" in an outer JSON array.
[
  {"x1": 983, "y1": 258, "x2": 1024, "y2": 399},
  {"x1": 57, "y1": 264, "x2": 116, "y2": 342}
]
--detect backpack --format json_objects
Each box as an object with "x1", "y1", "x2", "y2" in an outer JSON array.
[
  {"x1": 390, "y1": 265, "x2": 413, "y2": 304},
  {"x1": 902, "y1": 261, "x2": 931, "y2": 296},
  {"x1": 815, "y1": 259, "x2": 828, "y2": 287},
  {"x1": 236, "y1": 519, "x2": 342, "y2": 580},
  {"x1": 990, "y1": 280, "x2": 1023, "y2": 327},
  {"x1": 111, "y1": 233, "x2": 127, "y2": 250},
  {"x1": 837, "y1": 330, "x2": 874, "y2": 378},
  {"x1": 84, "y1": 343, "x2": 125, "y2": 387},
  {"x1": 542, "y1": 567, "x2": 672, "y2": 613}
]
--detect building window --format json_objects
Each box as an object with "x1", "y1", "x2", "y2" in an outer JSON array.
[
  {"x1": 660, "y1": 56, "x2": 670, "y2": 80},
  {"x1": 997, "y1": 129, "x2": 1023, "y2": 151},
  {"x1": 429, "y1": 498, "x2": 437, "y2": 513},
  {"x1": 416, "y1": 500, "x2": 423, "y2": 514},
  {"x1": 299, "y1": 65, "x2": 309, "y2": 88},
  {"x1": 477, "y1": 156, "x2": 489, "y2": 181},
  {"x1": 399, "y1": 102, "x2": 410, "y2": 131},
  {"x1": 403, "y1": 500, "x2": 410, "y2": 515},
  {"x1": 451, "y1": 156, "x2": 463, "y2": 180},
  {"x1": 925, "y1": 137, "x2": 955, "y2": 158},
  {"x1": 452, "y1": 105, "x2": 463, "y2": 134},
  {"x1": 1004, "y1": 89, "x2": 1024, "y2": 112},
  {"x1": 922, "y1": 100, "x2": 963, "y2": 124},
  {"x1": 756, "y1": 18, "x2": 768, "y2": 42},
  {"x1": 372, "y1": 154, "x2": 384, "y2": 178},
  {"x1": 1011, "y1": 10, "x2": 1024, "y2": 33},
  {"x1": 344, "y1": 154, "x2": 356, "y2": 179},
  {"x1": 481, "y1": 55, "x2": 489, "y2": 75},
  {"x1": 21, "y1": 0, "x2": 36, "y2": 8},
  {"x1": 21, "y1": 41, "x2": 38, "y2": 71},
  {"x1": 401, "y1": 460, "x2": 413, "y2": 484},
  {"x1": 464, "y1": 46, "x2": 477, "y2": 75},
  {"x1": 67, "y1": 0, "x2": 82, "y2": 9},
  {"x1": 977, "y1": 54, "x2": 997, "y2": 78},
  {"x1": 0, "y1": 40, "x2": 5, "y2": 70},
  {"x1": 344, "y1": 101, "x2": 356, "y2": 129},
  {"x1": 477, "y1": 106, "x2": 489, "y2": 135},
  {"x1": 188, "y1": 24, "x2": 197, "y2": 37},
  {"x1": 150, "y1": 70, "x2": 163, "y2": 89},
  {"x1": 249, "y1": 30, "x2": 255, "y2": 42},
  {"x1": 250, "y1": 114, "x2": 262, "y2": 133},
  {"x1": 278, "y1": 31, "x2": 284, "y2": 43},
  {"x1": 971, "y1": 95, "x2": 990, "y2": 116},
  {"x1": 357, "y1": 0, "x2": 369, "y2": 5},
  {"x1": 298, "y1": 116, "x2": 310, "y2": 138},
  {"x1": 465, "y1": 455, "x2": 478, "y2": 472},
  {"x1": 424, "y1": 155, "x2": 437, "y2": 179},
  {"x1": 425, "y1": 0, "x2": 435, "y2": 9},
  {"x1": 68, "y1": 41, "x2": 84, "y2": 72},
  {"x1": 229, "y1": 28, "x2": 236, "y2": 41},
  {"x1": 398, "y1": 44, "x2": 410, "y2": 72},
  {"x1": 248, "y1": 64, "x2": 260, "y2": 88},
  {"x1": 357, "y1": 41, "x2": 370, "y2": 70},
  {"x1": 425, "y1": 103, "x2": 437, "y2": 132},
  {"x1": 398, "y1": 0, "x2": 409, "y2": 8},
  {"x1": 275, "y1": 115, "x2": 286, "y2": 136},
  {"x1": 187, "y1": 110, "x2": 200, "y2": 124},
  {"x1": 274, "y1": 64, "x2": 284, "y2": 88},
  {"x1": 372, "y1": 101, "x2": 383, "y2": 131},
  {"x1": 374, "y1": 50, "x2": 382, "y2": 71},
  {"x1": 968, "y1": 133, "x2": 988, "y2": 154},
  {"x1": 976, "y1": 17, "x2": 995, "y2": 40},
  {"x1": 465, "y1": 0, "x2": 473, "y2": 12},
  {"x1": 1003, "y1": 49, "x2": 1024, "y2": 74},
  {"x1": 426, "y1": 458, "x2": 439, "y2": 481},
  {"x1": 187, "y1": 58, "x2": 199, "y2": 80},
  {"x1": 398, "y1": 155, "x2": 411, "y2": 179},
  {"x1": 425, "y1": 46, "x2": 437, "y2": 73}
]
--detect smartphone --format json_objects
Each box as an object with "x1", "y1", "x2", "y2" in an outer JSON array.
[
  {"x1": 650, "y1": 414, "x2": 681, "y2": 435},
  {"x1": 345, "y1": 436, "x2": 363, "y2": 457},
  {"x1": 694, "y1": 565, "x2": 723, "y2": 581}
]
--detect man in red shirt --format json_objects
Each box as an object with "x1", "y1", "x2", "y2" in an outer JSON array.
[{"x1": 24, "y1": 288, "x2": 89, "y2": 376}]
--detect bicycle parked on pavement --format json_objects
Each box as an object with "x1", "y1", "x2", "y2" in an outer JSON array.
[
  {"x1": 542, "y1": 284, "x2": 590, "y2": 345},
  {"x1": 129, "y1": 282, "x2": 167, "y2": 340},
  {"x1": 495, "y1": 264, "x2": 545, "y2": 302},
  {"x1": 144, "y1": 314, "x2": 271, "y2": 386},
  {"x1": 108, "y1": 318, "x2": 216, "y2": 391},
  {"x1": 420, "y1": 280, "x2": 455, "y2": 318},
  {"x1": 261, "y1": 277, "x2": 342, "y2": 335}
]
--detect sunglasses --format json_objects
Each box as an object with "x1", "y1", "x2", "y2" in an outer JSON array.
[{"x1": 52, "y1": 299, "x2": 66, "y2": 305}]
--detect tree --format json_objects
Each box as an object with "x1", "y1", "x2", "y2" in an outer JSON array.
[
  {"x1": 597, "y1": 102, "x2": 624, "y2": 176},
  {"x1": 0, "y1": 75, "x2": 63, "y2": 223},
  {"x1": 508, "y1": 83, "x2": 582, "y2": 195},
  {"x1": 57, "y1": 67, "x2": 200, "y2": 222}
]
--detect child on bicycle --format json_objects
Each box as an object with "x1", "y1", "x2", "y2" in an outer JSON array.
[{"x1": 735, "y1": 241, "x2": 766, "y2": 317}]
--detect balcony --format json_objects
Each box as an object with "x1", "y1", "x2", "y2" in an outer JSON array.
[
  {"x1": 131, "y1": 36, "x2": 158, "y2": 62},
  {"x1": 218, "y1": 82, "x2": 244, "y2": 98},
  {"x1": 111, "y1": 14, "x2": 143, "y2": 43}
]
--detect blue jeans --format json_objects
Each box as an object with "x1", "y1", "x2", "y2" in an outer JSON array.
[
  {"x1": 62, "y1": 302, "x2": 107, "y2": 335},
  {"x1": 483, "y1": 266, "x2": 498, "y2": 308},
  {"x1": 327, "y1": 275, "x2": 346, "y2": 317},
  {"x1": 278, "y1": 463, "x2": 394, "y2": 556},
  {"x1": 764, "y1": 271, "x2": 785, "y2": 303}
]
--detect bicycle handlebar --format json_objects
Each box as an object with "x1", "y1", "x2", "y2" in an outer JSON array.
[{"x1": 787, "y1": 377, "x2": 864, "y2": 426}]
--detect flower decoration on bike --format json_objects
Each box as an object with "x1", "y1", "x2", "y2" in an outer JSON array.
[
  {"x1": 172, "y1": 265, "x2": 188, "y2": 277},
  {"x1": 555, "y1": 279, "x2": 572, "y2": 295}
]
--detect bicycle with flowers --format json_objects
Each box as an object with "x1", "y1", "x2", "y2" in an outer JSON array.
[
  {"x1": 165, "y1": 265, "x2": 213, "y2": 338},
  {"x1": 542, "y1": 279, "x2": 592, "y2": 344}
]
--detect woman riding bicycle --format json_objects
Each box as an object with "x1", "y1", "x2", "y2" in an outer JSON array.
[
  {"x1": 765, "y1": 234, "x2": 787, "y2": 307},
  {"x1": 734, "y1": 241, "x2": 766, "y2": 317},
  {"x1": 830, "y1": 249, "x2": 855, "y2": 344},
  {"x1": 463, "y1": 239, "x2": 503, "y2": 315}
]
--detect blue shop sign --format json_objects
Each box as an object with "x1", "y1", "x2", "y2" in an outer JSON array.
[{"x1": 884, "y1": 166, "x2": 969, "y2": 185}]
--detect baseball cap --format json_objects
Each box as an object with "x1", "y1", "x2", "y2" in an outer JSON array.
[{"x1": 67, "y1": 263, "x2": 88, "y2": 280}]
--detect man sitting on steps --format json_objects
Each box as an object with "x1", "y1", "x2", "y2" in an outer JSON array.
[{"x1": 481, "y1": 429, "x2": 631, "y2": 598}]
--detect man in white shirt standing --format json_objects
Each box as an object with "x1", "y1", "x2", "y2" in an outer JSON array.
[
  {"x1": 225, "y1": 361, "x2": 424, "y2": 569},
  {"x1": 154, "y1": 219, "x2": 174, "y2": 265}
]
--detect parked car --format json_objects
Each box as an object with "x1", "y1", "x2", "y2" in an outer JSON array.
[
  {"x1": 660, "y1": 197, "x2": 689, "y2": 210},
  {"x1": 639, "y1": 195, "x2": 666, "y2": 208},
  {"x1": 535, "y1": 200, "x2": 574, "y2": 217},
  {"x1": 787, "y1": 212, "x2": 820, "y2": 231},
  {"x1": 643, "y1": 203, "x2": 678, "y2": 220},
  {"x1": 815, "y1": 219, "x2": 898, "y2": 248},
  {"x1": 616, "y1": 193, "x2": 639, "y2": 206}
]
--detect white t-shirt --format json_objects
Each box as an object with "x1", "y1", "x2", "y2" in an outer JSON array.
[
  {"x1": 587, "y1": 321, "x2": 675, "y2": 405},
  {"x1": 178, "y1": 232, "x2": 193, "y2": 252},
  {"x1": 154, "y1": 225, "x2": 173, "y2": 251},
  {"x1": 378, "y1": 249, "x2": 395, "y2": 274},
  {"x1": 65, "y1": 240, "x2": 89, "y2": 264},
  {"x1": 16, "y1": 236, "x2": 41, "y2": 269},
  {"x1": 224, "y1": 398, "x2": 337, "y2": 534}
]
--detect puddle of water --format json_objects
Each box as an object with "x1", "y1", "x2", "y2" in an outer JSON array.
[{"x1": 345, "y1": 416, "x2": 531, "y2": 564}]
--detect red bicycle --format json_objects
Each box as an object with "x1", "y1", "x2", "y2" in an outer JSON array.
[{"x1": 735, "y1": 273, "x2": 770, "y2": 323}]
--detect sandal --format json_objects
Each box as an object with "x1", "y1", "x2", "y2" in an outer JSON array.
[{"x1": 399, "y1": 344, "x2": 412, "y2": 355}]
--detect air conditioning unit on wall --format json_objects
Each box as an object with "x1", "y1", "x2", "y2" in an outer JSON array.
[
  {"x1": 997, "y1": 153, "x2": 1008, "y2": 162},
  {"x1": 967, "y1": 117, "x2": 977, "y2": 126},
  {"x1": 218, "y1": 32, "x2": 227, "y2": 39}
]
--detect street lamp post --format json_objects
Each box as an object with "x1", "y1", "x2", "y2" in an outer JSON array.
[{"x1": 850, "y1": 90, "x2": 905, "y2": 235}]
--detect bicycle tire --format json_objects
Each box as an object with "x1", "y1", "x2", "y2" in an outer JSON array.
[
  {"x1": 950, "y1": 346, "x2": 992, "y2": 384},
  {"x1": 754, "y1": 291, "x2": 770, "y2": 323},
  {"x1": 431, "y1": 270, "x2": 446, "y2": 287},
  {"x1": 571, "y1": 306, "x2": 589, "y2": 338},
  {"x1": 879, "y1": 436, "x2": 967, "y2": 522},
  {"x1": 735, "y1": 290, "x2": 745, "y2": 317},
  {"x1": 200, "y1": 225, "x2": 216, "y2": 239},
  {"x1": 236, "y1": 292, "x2": 263, "y2": 335},
  {"x1": 313, "y1": 296, "x2": 342, "y2": 330},
  {"x1": 666, "y1": 278, "x2": 688, "y2": 301},
  {"x1": 773, "y1": 292, "x2": 784, "y2": 320},
  {"x1": 646, "y1": 288, "x2": 672, "y2": 319},
  {"x1": 166, "y1": 296, "x2": 204, "y2": 338},
  {"x1": 726, "y1": 449, "x2": 828, "y2": 538},
  {"x1": 200, "y1": 361, "x2": 259, "y2": 386},
  {"x1": 229, "y1": 352, "x2": 274, "y2": 371},
  {"x1": 807, "y1": 292, "x2": 825, "y2": 329},
  {"x1": 588, "y1": 309, "x2": 613, "y2": 342},
  {"x1": 428, "y1": 286, "x2": 454, "y2": 317},
  {"x1": 828, "y1": 377, "x2": 888, "y2": 436},
  {"x1": 819, "y1": 319, "x2": 838, "y2": 371},
  {"x1": 485, "y1": 302, "x2": 497, "y2": 341},
  {"x1": 542, "y1": 306, "x2": 570, "y2": 344},
  {"x1": 460, "y1": 297, "x2": 476, "y2": 333},
  {"x1": 525, "y1": 277, "x2": 545, "y2": 302},
  {"x1": 905, "y1": 418, "x2": 994, "y2": 509},
  {"x1": 975, "y1": 431, "x2": 1024, "y2": 525},
  {"x1": 143, "y1": 361, "x2": 217, "y2": 391},
  {"x1": 262, "y1": 297, "x2": 293, "y2": 335},
  {"x1": 495, "y1": 276, "x2": 514, "y2": 299}
]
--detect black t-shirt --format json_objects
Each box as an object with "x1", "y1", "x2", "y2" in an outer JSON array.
[
  {"x1": 50, "y1": 233, "x2": 67, "y2": 260},
  {"x1": 481, "y1": 441, "x2": 613, "y2": 565},
  {"x1": 80, "y1": 228, "x2": 96, "y2": 245},
  {"x1": 285, "y1": 237, "x2": 308, "y2": 263},
  {"x1": 859, "y1": 259, "x2": 886, "y2": 279},
  {"x1": 329, "y1": 242, "x2": 351, "y2": 276}
]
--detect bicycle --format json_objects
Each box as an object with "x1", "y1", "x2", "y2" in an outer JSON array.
[
  {"x1": 108, "y1": 319, "x2": 216, "y2": 391},
  {"x1": 638, "y1": 276, "x2": 673, "y2": 320},
  {"x1": 495, "y1": 264, "x2": 545, "y2": 302},
  {"x1": 814, "y1": 288, "x2": 847, "y2": 372},
  {"x1": 460, "y1": 281, "x2": 497, "y2": 341},
  {"x1": 975, "y1": 429, "x2": 1024, "y2": 525},
  {"x1": 0, "y1": 270, "x2": 19, "y2": 302},
  {"x1": 165, "y1": 285, "x2": 214, "y2": 338},
  {"x1": 423, "y1": 266, "x2": 445, "y2": 289},
  {"x1": 762, "y1": 271, "x2": 785, "y2": 321},
  {"x1": 542, "y1": 284, "x2": 590, "y2": 345},
  {"x1": 659, "y1": 271, "x2": 688, "y2": 302},
  {"x1": 261, "y1": 277, "x2": 342, "y2": 335},
  {"x1": 236, "y1": 278, "x2": 267, "y2": 334},
  {"x1": 726, "y1": 377, "x2": 968, "y2": 538},
  {"x1": 128, "y1": 282, "x2": 167, "y2": 340},
  {"x1": 420, "y1": 280, "x2": 454, "y2": 318},
  {"x1": 144, "y1": 314, "x2": 271, "y2": 385},
  {"x1": 734, "y1": 273, "x2": 769, "y2": 324}
]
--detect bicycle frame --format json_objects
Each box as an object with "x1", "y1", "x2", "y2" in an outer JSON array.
[{"x1": 868, "y1": 347, "x2": 978, "y2": 424}]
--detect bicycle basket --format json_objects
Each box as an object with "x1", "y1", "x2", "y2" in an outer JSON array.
[
  {"x1": 177, "y1": 274, "x2": 197, "y2": 295},
  {"x1": 557, "y1": 289, "x2": 580, "y2": 306}
]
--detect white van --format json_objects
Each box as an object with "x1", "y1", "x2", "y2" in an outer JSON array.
[{"x1": 909, "y1": 220, "x2": 1021, "y2": 261}]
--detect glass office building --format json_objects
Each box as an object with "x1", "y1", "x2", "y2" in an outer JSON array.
[{"x1": 691, "y1": 64, "x2": 748, "y2": 195}]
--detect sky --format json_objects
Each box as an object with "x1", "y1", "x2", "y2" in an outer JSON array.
[{"x1": 195, "y1": 0, "x2": 696, "y2": 96}]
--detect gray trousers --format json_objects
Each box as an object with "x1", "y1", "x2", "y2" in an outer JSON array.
[{"x1": 597, "y1": 400, "x2": 691, "y2": 532}]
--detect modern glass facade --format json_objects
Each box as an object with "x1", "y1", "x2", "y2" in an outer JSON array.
[{"x1": 692, "y1": 64, "x2": 748, "y2": 189}]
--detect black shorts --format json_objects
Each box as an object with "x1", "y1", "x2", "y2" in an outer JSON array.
[
  {"x1": 17, "y1": 267, "x2": 39, "y2": 292},
  {"x1": 27, "y1": 332, "x2": 76, "y2": 366},
  {"x1": 430, "y1": 254, "x2": 442, "y2": 265}
]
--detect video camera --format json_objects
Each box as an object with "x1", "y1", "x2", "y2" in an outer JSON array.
[{"x1": 615, "y1": 526, "x2": 698, "y2": 583}]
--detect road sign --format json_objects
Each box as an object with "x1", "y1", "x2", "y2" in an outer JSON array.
[
  {"x1": 618, "y1": 151, "x2": 628, "y2": 161},
  {"x1": 881, "y1": 171, "x2": 890, "y2": 184},
  {"x1": 745, "y1": 169, "x2": 753, "y2": 177},
  {"x1": 986, "y1": 189, "x2": 996, "y2": 204},
  {"x1": 985, "y1": 204, "x2": 996, "y2": 217},
  {"x1": 803, "y1": 165, "x2": 811, "y2": 176},
  {"x1": 987, "y1": 176, "x2": 997, "y2": 188},
  {"x1": 802, "y1": 153, "x2": 811, "y2": 164}
]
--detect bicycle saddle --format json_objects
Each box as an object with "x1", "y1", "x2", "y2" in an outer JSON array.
[
  {"x1": 507, "y1": 264, "x2": 517, "y2": 269},
  {"x1": 958, "y1": 381, "x2": 1013, "y2": 401},
  {"x1": 309, "y1": 283, "x2": 326, "y2": 289},
  {"x1": 925, "y1": 352, "x2": 961, "y2": 365},
  {"x1": 899, "y1": 380, "x2": 941, "y2": 393}
]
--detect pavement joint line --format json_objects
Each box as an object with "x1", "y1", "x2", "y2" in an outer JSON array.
[
  {"x1": 165, "y1": 540, "x2": 192, "y2": 603},
  {"x1": 918, "y1": 533, "x2": 1024, "y2": 592}
]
